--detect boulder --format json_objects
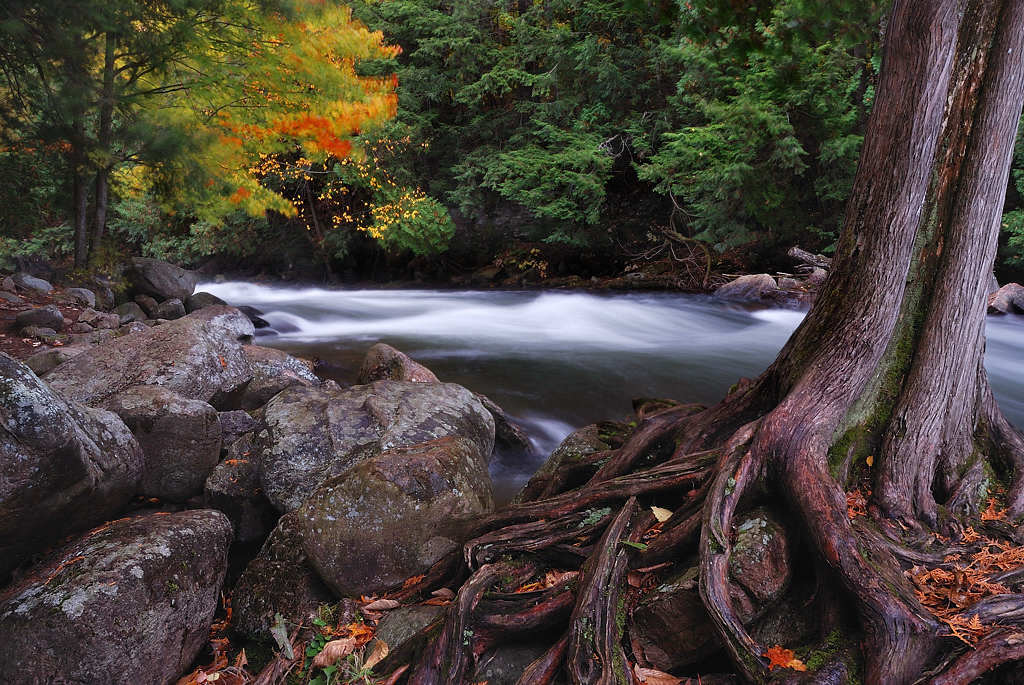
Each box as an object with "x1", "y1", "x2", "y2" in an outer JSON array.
[
  {"x1": 0, "y1": 510, "x2": 231, "y2": 685},
  {"x1": 805, "y1": 267, "x2": 829, "y2": 286},
  {"x1": 77, "y1": 307, "x2": 120, "y2": 330},
  {"x1": 475, "y1": 392, "x2": 536, "y2": 459},
  {"x1": 204, "y1": 455, "x2": 275, "y2": 543},
  {"x1": 296, "y1": 436, "x2": 493, "y2": 596},
  {"x1": 68, "y1": 328, "x2": 117, "y2": 346},
  {"x1": 134, "y1": 293, "x2": 160, "y2": 316},
  {"x1": 472, "y1": 643, "x2": 550, "y2": 685},
  {"x1": 222, "y1": 344, "x2": 319, "y2": 410},
  {"x1": 372, "y1": 605, "x2": 446, "y2": 674},
  {"x1": 358, "y1": 342, "x2": 440, "y2": 384},
  {"x1": 126, "y1": 257, "x2": 198, "y2": 300},
  {"x1": 186, "y1": 291, "x2": 228, "y2": 313},
  {"x1": 0, "y1": 353, "x2": 143, "y2": 580},
  {"x1": 728, "y1": 509, "x2": 791, "y2": 604},
  {"x1": 15, "y1": 304, "x2": 65, "y2": 332},
  {"x1": 12, "y1": 272, "x2": 52, "y2": 294},
  {"x1": 65, "y1": 287, "x2": 96, "y2": 308},
  {"x1": 101, "y1": 386, "x2": 222, "y2": 502},
  {"x1": 1, "y1": 275, "x2": 14, "y2": 292},
  {"x1": 237, "y1": 304, "x2": 271, "y2": 328},
  {"x1": 254, "y1": 380, "x2": 494, "y2": 512},
  {"x1": 24, "y1": 346, "x2": 87, "y2": 376},
  {"x1": 154, "y1": 297, "x2": 186, "y2": 320},
  {"x1": 515, "y1": 424, "x2": 612, "y2": 503},
  {"x1": 629, "y1": 566, "x2": 721, "y2": 670},
  {"x1": 20, "y1": 326, "x2": 58, "y2": 340},
  {"x1": 115, "y1": 301, "x2": 147, "y2": 325},
  {"x1": 232, "y1": 512, "x2": 335, "y2": 639},
  {"x1": 989, "y1": 283, "x2": 1024, "y2": 314},
  {"x1": 0, "y1": 291, "x2": 23, "y2": 304},
  {"x1": 219, "y1": 409, "x2": 259, "y2": 445},
  {"x1": 69, "y1": 321, "x2": 93, "y2": 333},
  {"x1": 713, "y1": 274, "x2": 779, "y2": 302},
  {"x1": 44, "y1": 305, "x2": 255, "y2": 406},
  {"x1": 119, "y1": 320, "x2": 149, "y2": 335}
]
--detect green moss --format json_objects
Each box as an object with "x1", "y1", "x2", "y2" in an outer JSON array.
[{"x1": 799, "y1": 629, "x2": 863, "y2": 684}]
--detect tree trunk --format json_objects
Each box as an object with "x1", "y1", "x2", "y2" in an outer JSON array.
[
  {"x1": 71, "y1": 118, "x2": 89, "y2": 270},
  {"x1": 92, "y1": 31, "x2": 117, "y2": 253},
  {"x1": 391, "y1": 1, "x2": 1024, "y2": 683}
]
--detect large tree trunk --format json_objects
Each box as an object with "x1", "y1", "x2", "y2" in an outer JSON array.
[
  {"x1": 92, "y1": 31, "x2": 117, "y2": 254},
  {"x1": 389, "y1": 1, "x2": 1024, "y2": 683}
]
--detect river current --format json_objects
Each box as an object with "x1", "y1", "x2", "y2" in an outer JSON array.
[{"x1": 200, "y1": 282, "x2": 1024, "y2": 494}]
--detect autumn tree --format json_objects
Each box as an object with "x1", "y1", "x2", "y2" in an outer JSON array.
[
  {"x1": 384, "y1": 1, "x2": 1024, "y2": 683},
  {"x1": 0, "y1": 0, "x2": 403, "y2": 268}
]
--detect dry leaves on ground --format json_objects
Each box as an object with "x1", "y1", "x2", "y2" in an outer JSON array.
[
  {"x1": 634, "y1": 664, "x2": 692, "y2": 684},
  {"x1": 907, "y1": 531, "x2": 1024, "y2": 645}
]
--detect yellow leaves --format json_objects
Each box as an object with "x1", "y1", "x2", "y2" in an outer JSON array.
[
  {"x1": 511, "y1": 569, "x2": 580, "y2": 594},
  {"x1": 865, "y1": 454, "x2": 874, "y2": 467},
  {"x1": 762, "y1": 645, "x2": 807, "y2": 672},
  {"x1": 650, "y1": 506, "x2": 673, "y2": 522}
]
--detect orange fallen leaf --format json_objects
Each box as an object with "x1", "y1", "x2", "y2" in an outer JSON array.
[
  {"x1": 763, "y1": 645, "x2": 807, "y2": 671},
  {"x1": 402, "y1": 574, "x2": 425, "y2": 589},
  {"x1": 423, "y1": 597, "x2": 451, "y2": 606},
  {"x1": 513, "y1": 581, "x2": 545, "y2": 594},
  {"x1": 219, "y1": 355, "x2": 228, "y2": 368}
]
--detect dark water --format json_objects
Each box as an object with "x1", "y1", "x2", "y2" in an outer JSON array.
[{"x1": 200, "y1": 282, "x2": 1024, "y2": 493}]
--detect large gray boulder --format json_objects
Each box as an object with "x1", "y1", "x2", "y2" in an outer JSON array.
[
  {"x1": 64, "y1": 287, "x2": 96, "y2": 308},
  {"x1": 204, "y1": 454, "x2": 275, "y2": 543},
  {"x1": 232, "y1": 511, "x2": 334, "y2": 639},
  {"x1": 15, "y1": 304, "x2": 65, "y2": 332},
  {"x1": 77, "y1": 307, "x2": 119, "y2": 330},
  {"x1": 713, "y1": 274, "x2": 779, "y2": 302},
  {"x1": 24, "y1": 346, "x2": 88, "y2": 376},
  {"x1": 12, "y1": 272, "x2": 52, "y2": 294},
  {"x1": 254, "y1": 380, "x2": 494, "y2": 512},
  {"x1": 297, "y1": 435, "x2": 494, "y2": 596},
  {"x1": 101, "y1": 386, "x2": 222, "y2": 501},
  {"x1": 0, "y1": 353, "x2": 143, "y2": 580},
  {"x1": 0, "y1": 510, "x2": 232, "y2": 685},
  {"x1": 44, "y1": 305, "x2": 255, "y2": 406},
  {"x1": 225, "y1": 344, "x2": 319, "y2": 410},
  {"x1": 115, "y1": 301, "x2": 147, "y2": 325},
  {"x1": 126, "y1": 257, "x2": 198, "y2": 300}
]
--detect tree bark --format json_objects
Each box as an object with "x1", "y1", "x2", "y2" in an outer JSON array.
[
  {"x1": 92, "y1": 31, "x2": 117, "y2": 253},
  {"x1": 395, "y1": 1, "x2": 1024, "y2": 683}
]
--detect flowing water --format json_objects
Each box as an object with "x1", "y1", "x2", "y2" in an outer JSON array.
[{"x1": 200, "y1": 282, "x2": 1024, "y2": 494}]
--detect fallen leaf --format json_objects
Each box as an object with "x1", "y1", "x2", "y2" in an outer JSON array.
[
  {"x1": 402, "y1": 574, "x2": 425, "y2": 589},
  {"x1": 364, "y1": 638, "x2": 390, "y2": 670},
  {"x1": 362, "y1": 598, "x2": 401, "y2": 611},
  {"x1": 513, "y1": 581, "x2": 545, "y2": 593},
  {"x1": 763, "y1": 645, "x2": 806, "y2": 671},
  {"x1": 233, "y1": 649, "x2": 247, "y2": 669},
  {"x1": 634, "y1": 664, "x2": 688, "y2": 684},
  {"x1": 312, "y1": 637, "x2": 358, "y2": 667},
  {"x1": 543, "y1": 569, "x2": 579, "y2": 587},
  {"x1": 423, "y1": 597, "x2": 451, "y2": 606},
  {"x1": 431, "y1": 588, "x2": 455, "y2": 600},
  {"x1": 219, "y1": 355, "x2": 228, "y2": 368},
  {"x1": 650, "y1": 506, "x2": 673, "y2": 523},
  {"x1": 866, "y1": 454, "x2": 874, "y2": 467}
]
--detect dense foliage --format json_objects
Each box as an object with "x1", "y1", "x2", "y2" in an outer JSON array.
[{"x1": 2, "y1": 0, "x2": 1023, "y2": 279}]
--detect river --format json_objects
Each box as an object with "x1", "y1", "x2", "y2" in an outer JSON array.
[{"x1": 200, "y1": 282, "x2": 1024, "y2": 495}]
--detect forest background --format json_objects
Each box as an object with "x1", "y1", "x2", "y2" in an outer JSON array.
[{"x1": 3, "y1": 0, "x2": 1023, "y2": 286}]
